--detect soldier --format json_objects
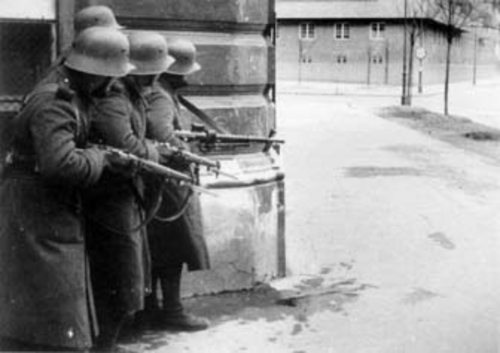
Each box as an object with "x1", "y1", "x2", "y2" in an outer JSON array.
[
  {"x1": 38, "y1": 5, "x2": 123, "y2": 85},
  {"x1": 83, "y1": 30, "x2": 175, "y2": 350},
  {"x1": 0, "y1": 27, "x2": 135, "y2": 351},
  {"x1": 73, "y1": 5, "x2": 123, "y2": 35},
  {"x1": 142, "y1": 38, "x2": 210, "y2": 332}
]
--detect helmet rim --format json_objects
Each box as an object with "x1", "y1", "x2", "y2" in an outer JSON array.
[
  {"x1": 65, "y1": 53, "x2": 136, "y2": 77},
  {"x1": 165, "y1": 60, "x2": 201, "y2": 76},
  {"x1": 129, "y1": 55, "x2": 175, "y2": 75},
  {"x1": 64, "y1": 27, "x2": 134, "y2": 77}
]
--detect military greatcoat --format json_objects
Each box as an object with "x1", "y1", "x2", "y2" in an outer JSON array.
[
  {"x1": 144, "y1": 82, "x2": 210, "y2": 271},
  {"x1": 0, "y1": 67, "x2": 106, "y2": 349},
  {"x1": 84, "y1": 79, "x2": 159, "y2": 319}
]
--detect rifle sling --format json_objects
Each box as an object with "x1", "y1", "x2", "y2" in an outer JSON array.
[{"x1": 177, "y1": 95, "x2": 229, "y2": 134}]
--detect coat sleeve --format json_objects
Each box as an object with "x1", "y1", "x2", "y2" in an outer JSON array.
[
  {"x1": 30, "y1": 98, "x2": 106, "y2": 188},
  {"x1": 145, "y1": 88, "x2": 185, "y2": 148},
  {"x1": 92, "y1": 92, "x2": 159, "y2": 162}
]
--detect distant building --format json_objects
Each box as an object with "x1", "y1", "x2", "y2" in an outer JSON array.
[{"x1": 276, "y1": 0, "x2": 500, "y2": 85}]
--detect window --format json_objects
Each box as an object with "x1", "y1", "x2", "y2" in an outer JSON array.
[
  {"x1": 300, "y1": 55, "x2": 313, "y2": 63},
  {"x1": 336, "y1": 54, "x2": 347, "y2": 64},
  {"x1": 334, "y1": 23, "x2": 350, "y2": 40},
  {"x1": 0, "y1": 21, "x2": 54, "y2": 112},
  {"x1": 370, "y1": 22, "x2": 385, "y2": 40},
  {"x1": 299, "y1": 23, "x2": 315, "y2": 39}
]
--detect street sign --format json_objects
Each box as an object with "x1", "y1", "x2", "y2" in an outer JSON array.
[{"x1": 416, "y1": 47, "x2": 427, "y2": 60}]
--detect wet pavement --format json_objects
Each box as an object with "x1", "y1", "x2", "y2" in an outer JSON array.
[{"x1": 121, "y1": 79, "x2": 500, "y2": 352}]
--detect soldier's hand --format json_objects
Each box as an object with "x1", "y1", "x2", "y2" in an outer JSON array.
[
  {"x1": 104, "y1": 151, "x2": 140, "y2": 178},
  {"x1": 157, "y1": 144, "x2": 190, "y2": 169},
  {"x1": 157, "y1": 143, "x2": 176, "y2": 165}
]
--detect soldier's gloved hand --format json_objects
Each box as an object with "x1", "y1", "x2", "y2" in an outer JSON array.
[
  {"x1": 157, "y1": 143, "x2": 176, "y2": 166},
  {"x1": 104, "y1": 151, "x2": 140, "y2": 178}
]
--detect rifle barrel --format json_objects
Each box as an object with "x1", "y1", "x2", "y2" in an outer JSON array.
[
  {"x1": 174, "y1": 131, "x2": 285, "y2": 144},
  {"x1": 139, "y1": 158, "x2": 193, "y2": 182},
  {"x1": 168, "y1": 145, "x2": 219, "y2": 169}
]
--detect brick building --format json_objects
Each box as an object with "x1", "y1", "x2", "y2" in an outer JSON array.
[{"x1": 276, "y1": 0, "x2": 500, "y2": 85}]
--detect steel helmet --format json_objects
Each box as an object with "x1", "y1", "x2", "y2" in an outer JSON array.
[
  {"x1": 65, "y1": 27, "x2": 135, "y2": 77},
  {"x1": 74, "y1": 6, "x2": 123, "y2": 36},
  {"x1": 127, "y1": 31, "x2": 175, "y2": 75},
  {"x1": 166, "y1": 38, "x2": 201, "y2": 76}
]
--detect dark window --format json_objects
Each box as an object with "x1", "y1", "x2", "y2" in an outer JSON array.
[
  {"x1": 336, "y1": 55, "x2": 347, "y2": 63},
  {"x1": 370, "y1": 22, "x2": 385, "y2": 39},
  {"x1": 334, "y1": 23, "x2": 350, "y2": 40},
  {"x1": 0, "y1": 21, "x2": 54, "y2": 111},
  {"x1": 371, "y1": 55, "x2": 384, "y2": 64}
]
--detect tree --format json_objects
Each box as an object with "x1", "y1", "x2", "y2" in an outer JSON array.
[
  {"x1": 426, "y1": 0, "x2": 483, "y2": 115},
  {"x1": 403, "y1": 0, "x2": 429, "y2": 105}
]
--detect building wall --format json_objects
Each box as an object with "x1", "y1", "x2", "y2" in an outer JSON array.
[
  {"x1": 277, "y1": 19, "x2": 500, "y2": 85},
  {"x1": 79, "y1": 0, "x2": 283, "y2": 296},
  {"x1": 0, "y1": 0, "x2": 283, "y2": 297}
]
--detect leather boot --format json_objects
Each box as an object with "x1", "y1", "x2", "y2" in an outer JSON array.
[
  {"x1": 156, "y1": 268, "x2": 209, "y2": 331},
  {"x1": 133, "y1": 270, "x2": 161, "y2": 331},
  {"x1": 93, "y1": 311, "x2": 132, "y2": 352}
]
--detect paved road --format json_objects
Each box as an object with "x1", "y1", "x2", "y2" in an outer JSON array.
[
  {"x1": 279, "y1": 81, "x2": 500, "y2": 352},
  {"x1": 124, "y1": 81, "x2": 500, "y2": 352}
]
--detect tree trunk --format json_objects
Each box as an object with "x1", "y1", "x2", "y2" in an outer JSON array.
[
  {"x1": 444, "y1": 0, "x2": 454, "y2": 116},
  {"x1": 444, "y1": 32, "x2": 453, "y2": 115},
  {"x1": 407, "y1": 30, "x2": 416, "y2": 106}
]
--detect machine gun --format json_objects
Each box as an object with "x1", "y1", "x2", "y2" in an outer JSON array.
[{"x1": 174, "y1": 124, "x2": 285, "y2": 153}]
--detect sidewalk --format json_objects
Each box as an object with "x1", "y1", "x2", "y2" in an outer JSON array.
[{"x1": 277, "y1": 78, "x2": 500, "y2": 98}]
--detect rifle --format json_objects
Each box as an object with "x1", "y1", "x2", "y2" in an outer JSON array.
[
  {"x1": 96, "y1": 145, "x2": 216, "y2": 196},
  {"x1": 174, "y1": 124, "x2": 285, "y2": 152},
  {"x1": 158, "y1": 142, "x2": 238, "y2": 180}
]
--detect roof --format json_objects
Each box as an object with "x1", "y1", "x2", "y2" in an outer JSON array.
[{"x1": 276, "y1": 0, "x2": 417, "y2": 20}]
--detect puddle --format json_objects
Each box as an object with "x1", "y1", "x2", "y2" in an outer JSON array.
[
  {"x1": 346, "y1": 166, "x2": 422, "y2": 178},
  {"x1": 463, "y1": 131, "x2": 500, "y2": 141},
  {"x1": 402, "y1": 287, "x2": 442, "y2": 305},
  {"x1": 291, "y1": 323, "x2": 303, "y2": 335},
  {"x1": 428, "y1": 232, "x2": 456, "y2": 250}
]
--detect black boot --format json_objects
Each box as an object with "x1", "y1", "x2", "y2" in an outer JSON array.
[
  {"x1": 156, "y1": 268, "x2": 209, "y2": 332},
  {"x1": 132, "y1": 270, "x2": 161, "y2": 331},
  {"x1": 93, "y1": 311, "x2": 132, "y2": 352}
]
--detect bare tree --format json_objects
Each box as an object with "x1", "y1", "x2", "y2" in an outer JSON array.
[
  {"x1": 398, "y1": 0, "x2": 436, "y2": 105},
  {"x1": 406, "y1": 0, "x2": 429, "y2": 105},
  {"x1": 427, "y1": 0, "x2": 478, "y2": 115}
]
